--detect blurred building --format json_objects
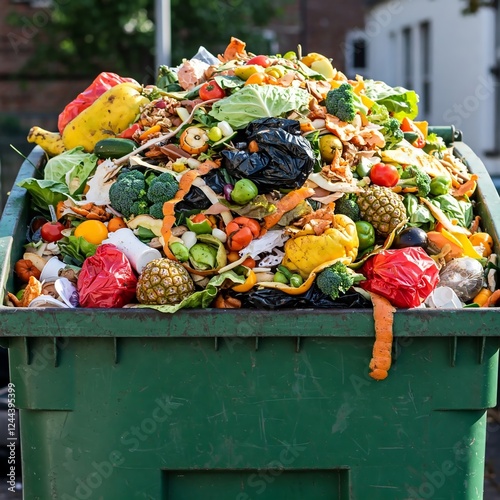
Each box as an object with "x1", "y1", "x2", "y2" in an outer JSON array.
[
  {"x1": 349, "y1": 0, "x2": 500, "y2": 174},
  {"x1": 270, "y1": 0, "x2": 367, "y2": 71}
]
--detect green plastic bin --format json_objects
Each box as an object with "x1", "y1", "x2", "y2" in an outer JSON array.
[{"x1": 1, "y1": 141, "x2": 500, "y2": 500}]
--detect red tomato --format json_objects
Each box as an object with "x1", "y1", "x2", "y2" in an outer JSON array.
[
  {"x1": 369, "y1": 163, "x2": 400, "y2": 187},
  {"x1": 118, "y1": 123, "x2": 141, "y2": 139},
  {"x1": 40, "y1": 221, "x2": 65, "y2": 242},
  {"x1": 199, "y1": 80, "x2": 226, "y2": 101},
  {"x1": 400, "y1": 117, "x2": 414, "y2": 133},
  {"x1": 246, "y1": 55, "x2": 271, "y2": 68},
  {"x1": 401, "y1": 117, "x2": 425, "y2": 148}
]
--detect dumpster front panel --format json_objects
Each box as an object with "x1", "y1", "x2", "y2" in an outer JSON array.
[{"x1": 9, "y1": 335, "x2": 496, "y2": 499}]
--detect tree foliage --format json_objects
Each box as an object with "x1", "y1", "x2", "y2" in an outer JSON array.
[{"x1": 9, "y1": 0, "x2": 292, "y2": 82}]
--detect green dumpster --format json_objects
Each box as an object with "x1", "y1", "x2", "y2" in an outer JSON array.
[{"x1": 0, "y1": 141, "x2": 499, "y2": 499}]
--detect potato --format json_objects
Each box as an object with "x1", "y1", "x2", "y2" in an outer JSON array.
[{"x1": 62, "y1": 83, "x2": 149, "y2": 152}]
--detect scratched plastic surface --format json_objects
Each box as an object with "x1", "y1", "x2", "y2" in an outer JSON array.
[
  {"x1": 6, "y1": 335, "x2": 498, "y2": 499},
  {"x1": 0, "y1": 142, "x2": 500, "y2": 499}
]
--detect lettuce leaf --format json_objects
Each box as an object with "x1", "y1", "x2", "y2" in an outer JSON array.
[
  {"x1": 209, "y1": 85, "x2": 311, "y2": 129},
  {"x1": 17, "y1": 178, "x2": 69, "y2": 213},
  {"x1": 44, "y1": 147, "x2": 98, "y2": 195},
  {"x1": 364, "y1": 80, "x2": 419, "y2": 120}
]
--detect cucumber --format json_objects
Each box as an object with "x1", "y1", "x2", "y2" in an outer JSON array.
[{"x1": 93, "y1": 138, "x2": 137, "y2": 159}]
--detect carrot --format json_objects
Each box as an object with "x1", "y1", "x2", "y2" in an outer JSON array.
[
  {"x1": 367, "y1": 292, "x2": 396, "y2": 381},
  {"x1": 263, "y1": 186, "x2": 315, "y2": 230},
  {"x1": 483, "y1": 289, "x2": 500, "y2": 308},
  {"x1": 138, "y1": 124, "x2": 161, "y2": 141}
]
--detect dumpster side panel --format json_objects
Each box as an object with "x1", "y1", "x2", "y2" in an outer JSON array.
[{"x1": 10, "y1": 336, "x2": 496, "y2": 499}]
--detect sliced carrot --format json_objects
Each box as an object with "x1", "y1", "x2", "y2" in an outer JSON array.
[
  {"x1": 483, "y1": 289, "x2": 500, "y2": 308},
  {"x1": 367, "y1": 292, "x2": 396, "y2": 381},
  {"x1": 139, "y1": 124, "x2": 161, "y2": 141},
  {"x1": 263, "y1": 186, "x2": 315, "y2": 230}
]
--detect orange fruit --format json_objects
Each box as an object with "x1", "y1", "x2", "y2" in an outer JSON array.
[{"x1": 74, "y1": 220, "x2": 108, "y2": 245}]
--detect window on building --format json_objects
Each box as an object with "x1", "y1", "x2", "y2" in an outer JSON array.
[
  {"x1": 402, "y1": 27, "x2": 413, "y2": 90},
  {"x1": 352, "y1": 39, "x2": 366, "y2": 69},
  {"x1": 420, "y1": 21, "x2": 431, "y2": 116}
]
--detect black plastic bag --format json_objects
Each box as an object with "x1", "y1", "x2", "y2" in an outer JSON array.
[
  {"x1": 221, "y1": 118, "x2": 315, "y2": 193},
  {"x1": 175, "y1": 185, "x2": 212, "y2": 215},
  {"x1": 234, "y1": 285, "x2": 372, "y2": 310},
  {"x1": 201, "y1": 169, "x2": 228, "y2": 195}
]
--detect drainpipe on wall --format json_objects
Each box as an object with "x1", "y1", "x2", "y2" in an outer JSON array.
[
  {"x1": 487, "y1": 0, "x2": 500, "y2": 155},
  {"x1": 155, "y1": 0, "x2": 172, "y2": 68},
  {"x1": 300, "y1": 0, "x2": 308, "y2": 54}
]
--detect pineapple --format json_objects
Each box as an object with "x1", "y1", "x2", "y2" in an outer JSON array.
[
  {"x1": 356, "y1": 185, "x2": 406, "y2": 236},
  {"x1": 137, "y1": 259, "x2": 195, "y2": 305}
]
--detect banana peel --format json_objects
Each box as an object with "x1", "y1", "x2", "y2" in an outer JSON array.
[{"x1": 27, "y1": 126, "x2": 66, "y2": 157}]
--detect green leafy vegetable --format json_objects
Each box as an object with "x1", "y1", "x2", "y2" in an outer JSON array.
[
  {"x1": 17, "y1": 178, "x2": 69, "y2": 214},
  {"x1": 209, "y1": 85, "x2": 311, "y2": 129},
  {"x1": 58, "y1": 235, "x2": 97, "y2": 267},
  {"x1": 214, "y1": 74, "x2": 245, "y2": 89},
  {"x1": 403, "y1": 193, "x2": 435, "y2": 229},
  {"x1": 431, "y1": 194, "x2": 473, "y2": 228},
  {"x1": 44, "y1": 147, "x2": 98, "y2": 195},
  {"x1": 364, "y1": 80, "x2": 419, "y2": 120}
]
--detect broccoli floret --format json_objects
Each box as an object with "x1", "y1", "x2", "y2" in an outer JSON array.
[
  {"x1": 149, "y1": 202, "x2": 165, "y2": 220},
  {"x1": 316, "y1": 261, "x2": 355, "y2": 300},
  {"x1": 367, "y1": 103, "x2": 404, "y2": 150},
  {"x1": 382, "y1": 118, "x2": 404, "y2": 150},
  {"x1": 325, "y1": 83, "x2": 368, "y2": 123},
  {"x1": 397, "y1": 165, "x2": 431, "y2": 197},
  {"x1": 109, "y1": 170, "x2": 148, "y2": 218},
  {"x1": 147, "y1": 172, "x2": 179, "y2": 204},
  {"x1": 129, "y1": 200, "x2": 150, "y2": 217},
  {"x1": 335, "y1": 195, "x2": 361, "y2": 222}
]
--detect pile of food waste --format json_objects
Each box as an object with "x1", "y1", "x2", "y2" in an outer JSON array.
[{"x1": 10, "y1": 37, "x2": 498, "y2": 330}]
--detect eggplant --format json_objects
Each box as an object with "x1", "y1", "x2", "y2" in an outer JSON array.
[{"x1": 392, "y1": 227, "x2": 429, "y2": 250}]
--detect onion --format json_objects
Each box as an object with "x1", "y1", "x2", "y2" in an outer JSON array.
[
  {"x1": 212, "y1": 228, "x2": 227, "y2": 243},
  {"x1": 181, "y1": 231, "x2": 197, "y2": 249},
  {"x1": 223, "y1": 183, "x2": 234, "y2": 201}
]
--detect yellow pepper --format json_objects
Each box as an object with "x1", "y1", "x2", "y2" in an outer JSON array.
[
  {"x1": 281, "y1": 214, "x2": 358, "y2": 279},
  {"x1": 469, "y1": 232, "x2": 493, "y2": 257},
  {"x1": 232, "y1": 269, "x2": 257, "y2": 293},
  {"x1": 473, "y1": 288, "x2": 493, "y2": 306},
  {"x1": 448, "y1": 231, "x2": 483, "y2": 260}
]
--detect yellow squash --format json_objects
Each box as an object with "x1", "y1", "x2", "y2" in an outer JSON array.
[
  {"x1": 62, "y1": 83, "x2": 149, "y2": 152},
  {"x1": 281, "y1": 214, "x2": 359, "y2": 279}
]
